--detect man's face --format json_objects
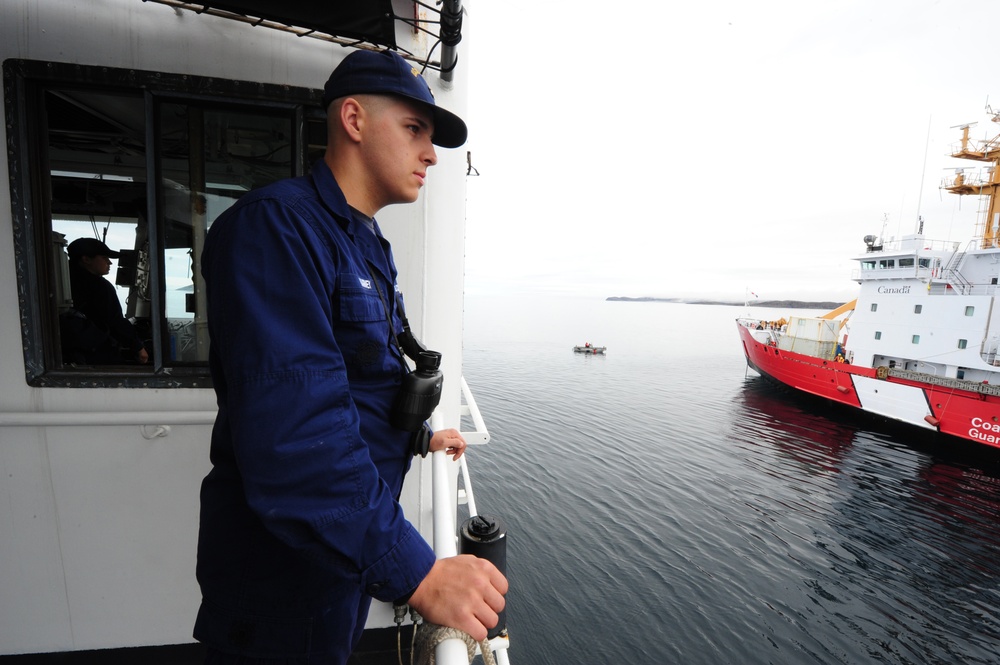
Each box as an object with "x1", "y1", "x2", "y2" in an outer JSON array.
[
  {"x1": 361, "y1": 96, "x2": 438, "y2": 208},
  {"x1": 81, "y1": 254, "x2": 112, "y2": 276}
]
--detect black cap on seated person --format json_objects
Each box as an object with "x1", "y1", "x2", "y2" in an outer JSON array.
[
  {"x1": 68, "y1": 237, "x2": 120, "y2": 259},
  {"x1": 323, "y1": 49, "x2": 468, "y2": 149}
]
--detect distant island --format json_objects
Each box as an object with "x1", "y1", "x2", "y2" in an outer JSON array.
[{"x1": 606, "y1": 296, "x2": 844, "y2": 309}]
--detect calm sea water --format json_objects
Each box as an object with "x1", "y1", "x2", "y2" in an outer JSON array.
[{"x1": 460, "y1": 294, "x2": 1000, "y2": 665}]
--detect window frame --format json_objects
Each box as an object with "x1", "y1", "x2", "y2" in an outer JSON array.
[{"x1": 5, "y1": 58, "x2": 325, "y2": 388}]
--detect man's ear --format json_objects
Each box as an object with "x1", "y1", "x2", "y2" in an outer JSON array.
[{"x1": 339, "y1": 97, "x2": 364, "y2": 144}]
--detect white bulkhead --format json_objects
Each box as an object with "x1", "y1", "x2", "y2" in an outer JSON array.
[
  {"x1": 1, "y1": 0, "x2": 472, "y2": 655},
  {"x1": 848, "y1": 234, "x2": 1000, "y2": 380}
]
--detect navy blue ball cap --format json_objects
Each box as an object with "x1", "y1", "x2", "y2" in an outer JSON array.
[
  {"x1": 68, "y1": 237, "x2": 120, "y2": 259},
  {"x1": 323, "y1": 49, "x2": 468, "y2": 149}
]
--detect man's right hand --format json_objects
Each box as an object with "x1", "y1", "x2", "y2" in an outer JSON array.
[{"x1": 407, "y1": 555, "x2": 508, "y2": 642}]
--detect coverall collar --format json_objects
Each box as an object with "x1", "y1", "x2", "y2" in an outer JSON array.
[{"x1": 310, "y1": 159, "x2": 394, "y2": 283}]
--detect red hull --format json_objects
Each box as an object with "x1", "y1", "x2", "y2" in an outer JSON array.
[{"x1": 737, "y1": 322, "x2": 1000, "y2": 449}]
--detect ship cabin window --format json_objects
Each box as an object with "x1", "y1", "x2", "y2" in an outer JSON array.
[
  {"x1": 871, "y1": 303, "x2": 878, "y2": 312},
  {"x1": 898, "y1": 257, "x2": 915, "y2": 268},
  {"x1": 875, "y1": 331, "x2": 882, "y2": 340},
  {"x1": 918, "y1": 258, "x2": 931, "y2": 269},
  {"x1": 912, "y1": 335, "x2": 920, "y2": 344},
  {"x1": 958, "y1": 339, "x2": 968, "y2": 349},
  {"x1": 914, "y1": 304, "x2": 922, "y2": 314},
  {"x1": 4, "y1": 60, "x2": 327, "y2": 388},
  {"x1": 878, "y1": 259, "x2": 894, "y2": 269},
  {"x1": 958, "y1": 369, "x2": 966, "y2": 379},
  {"x1": 966, "y1": 306, "x2": 975, "y2": 317},
  {"x1": 993, "y1": 277, "x2": 998, "y2": 285},
  {"x1": 861, "y1": 260, "x2": 877, "y2": 271}
]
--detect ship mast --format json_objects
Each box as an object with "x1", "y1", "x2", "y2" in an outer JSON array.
[{"x1": 942, "y1": 114, "x2": 1000, "y2": 249}]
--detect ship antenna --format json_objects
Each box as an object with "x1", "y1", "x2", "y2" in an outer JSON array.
[{"x1": 914, "y1": 115, "x2": 932, "y2": 234}]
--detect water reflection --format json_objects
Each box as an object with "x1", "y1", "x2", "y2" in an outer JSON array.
[
  {"x1": 735, "y1": 375, "x2": 1000, "y2": 663},
  {"x1": 735, "y1": 377, "x2": 858, "y2": 474}
]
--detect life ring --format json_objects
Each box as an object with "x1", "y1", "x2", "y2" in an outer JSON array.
[{"x1": 876, "y1": 366, "x2": 889, "y2": 380}]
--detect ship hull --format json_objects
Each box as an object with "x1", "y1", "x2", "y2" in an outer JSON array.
[{"x1": 737, "y1": 322, "x2": 1000, "y2": 448}]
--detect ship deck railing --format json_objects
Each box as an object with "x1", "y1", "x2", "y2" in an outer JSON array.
[
  {"x1": 940, "y1": 168, "x2": 999, "y2": 189},
  {"x1": 887, "y1": 367, "x2": 1000, "y2": 397},
  {"x1": 427, "y1": 379, "x2": 510, "y2": 665},
  {"x1": 850, "y1": 266, "x2": 1000, "y2": 296},
  {"x1": 859, "y1": 237, "x2": 962, "y2": 254}
]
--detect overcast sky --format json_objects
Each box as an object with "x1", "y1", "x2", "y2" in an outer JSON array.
[{"x1": 462, "y1": 0, "x2": 999, "y2": 302}]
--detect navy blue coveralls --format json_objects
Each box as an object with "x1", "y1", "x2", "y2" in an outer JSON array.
[{"x1": 194, "y1": 160, "x2": 436, "y2": 662}]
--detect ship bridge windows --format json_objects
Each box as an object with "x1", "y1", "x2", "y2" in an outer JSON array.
[
  {"x1": 5, "y1": 60, "x2": 326, "y2": 387},
  {"x1": 966, "y1": 306, "x2": 976, "y2": 316},
  {"x1": 861, "y1": 257, "x2": 927, "y2": 276}
]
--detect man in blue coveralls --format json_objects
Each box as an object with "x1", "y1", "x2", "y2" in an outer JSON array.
[{"x1": 194, "y1": 50, "x2": 507, "y2": 663}]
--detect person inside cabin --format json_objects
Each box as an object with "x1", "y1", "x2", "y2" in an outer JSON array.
[
  {"x1": 193, "y1": 50, "x2": 507, "y2": 664},
  {"x1": 62, "y1": 237, "x2": 149, "y2": 365}
]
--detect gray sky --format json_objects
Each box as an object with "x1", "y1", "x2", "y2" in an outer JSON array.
[{"x1": 463, "y1": 0, "x2": 1000, "y2": 302}]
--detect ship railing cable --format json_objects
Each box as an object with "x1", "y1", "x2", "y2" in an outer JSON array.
[{"x1": 140, "y1": 0, "x2": 462, "y2": 76}]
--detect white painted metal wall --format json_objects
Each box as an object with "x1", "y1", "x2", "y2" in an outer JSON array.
[
  {"x1": 849, "y1": 289, "x2": 994, "y2": 372},
  {"x1": 0, "y1": 0, "x2": 472, "y2": 654}
]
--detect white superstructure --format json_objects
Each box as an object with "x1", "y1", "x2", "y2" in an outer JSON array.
[
  {"x1": 846, "y1": 233, "x2": 1000, "y2": 383},
  {"x1": 0, "y1": 1, "x2": 489, "y2": 659}
]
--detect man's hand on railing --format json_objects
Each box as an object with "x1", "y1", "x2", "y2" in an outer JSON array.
[
  {"x1": 429, "y1": 428, "x2": 467, "y2": 460},
  {"x1": 407, "y1": 555, "x2": 508, "y2": 642}
]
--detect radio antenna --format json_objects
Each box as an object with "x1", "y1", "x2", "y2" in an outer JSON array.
[{"x1": 915, "y1": 115, "x2": 932, "y2": 234}]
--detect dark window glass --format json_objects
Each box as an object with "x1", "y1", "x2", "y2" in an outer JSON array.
[
  {"x1": 156, "y1": 103, "x2": 297, "y2": 364},
  {"x1": 5, "y1": 61, "x2": 322, "y2": 387}
]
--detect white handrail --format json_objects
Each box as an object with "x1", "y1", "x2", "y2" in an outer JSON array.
[
  {"x1": 431, "y1": 448, "x2": 458, "y2": 557},
  {"x1": 0, "y1": 410, "x2": 216, "y2": 427},
  {"x1": 459, "y1": 454, "x2": 478, "y2": 518},
  {"x1": 431, "y1": 447, "x2": 474, "y2": 664},
  {"x1": 460, "y1": 376, "x2": 490, "y2": 444}
]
